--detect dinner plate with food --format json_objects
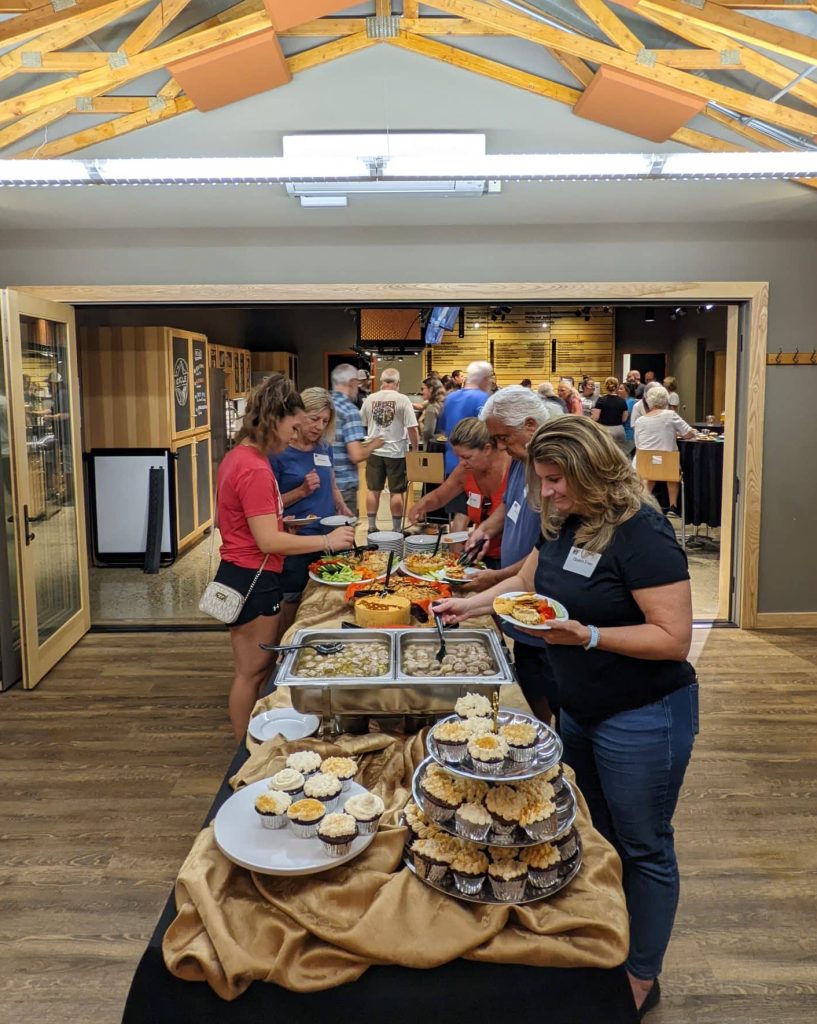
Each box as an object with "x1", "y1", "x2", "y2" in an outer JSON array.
[
  {"x1": 492, "y1": 592, "x2": 569, "y2": 630},
  {"x1": 308, "y1": 551, "x2": 388, "y2": 587},
  {"x1": 283, "y1": 513, "x2": 320, "y2": 529},
  {"x1": 400, "y1": 552, "x2": 486, "y2": 583}
]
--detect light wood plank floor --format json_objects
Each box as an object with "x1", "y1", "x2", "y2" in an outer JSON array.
[{"x1": 0, "y1": 628, "x2": 815, "y2": 1024}]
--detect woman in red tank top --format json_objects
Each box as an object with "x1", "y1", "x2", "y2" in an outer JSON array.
[
  {"x1": 215, "y1": 376, "x2": 355, "y2": 739},
  {"x1": 407, "y1": 417, "x2": 510, "y2": 567}
]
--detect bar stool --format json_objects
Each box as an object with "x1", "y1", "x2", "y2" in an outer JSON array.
[{"x1": 635, "y1": 449, "x2": 686, "y2": 549}]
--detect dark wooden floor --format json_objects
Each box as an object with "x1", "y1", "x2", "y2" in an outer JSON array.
[{"x1": 0, "y1": 628, "x2": 815, "y2": 1024}]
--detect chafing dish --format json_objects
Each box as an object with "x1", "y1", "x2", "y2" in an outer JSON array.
[{"x1": 278, "y1": 628, "x2": 513, "y2": 731}]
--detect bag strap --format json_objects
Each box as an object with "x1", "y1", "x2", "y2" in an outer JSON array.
[{"x1": 243, "y1": 553, "x2": 270, "y2": 601}]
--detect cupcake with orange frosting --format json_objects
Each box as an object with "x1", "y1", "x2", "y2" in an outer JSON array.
[
  {"x1": 520, "y1": 842, "x2": 560, "y2": 888},
  {"x1": 451, "y1": 848, "x2": 489, "y2": 895},
  {"x1": 467, "y1": 733, "x2": 508, "y2": 774}
]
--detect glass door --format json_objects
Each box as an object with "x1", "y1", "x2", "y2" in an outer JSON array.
[{"x1": 0, "y1": 291, "x2": 90, "y2": 688}]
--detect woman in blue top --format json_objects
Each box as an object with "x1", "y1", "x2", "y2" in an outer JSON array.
[
  {"x1": 270, "y1": 388, "x2": 354, "y2": 635},
  {"x1": 434, "y1": 416, "x2": 697, "y2": 1021}
]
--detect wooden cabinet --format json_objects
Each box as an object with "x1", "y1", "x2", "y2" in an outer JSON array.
[
  {"x1": 209, "y1": 344, "x2": 252, "y2": 400},
  {"x1": 252, "y1": 351, "x2": 298, "y2": 385},
  {"x1": 80, "y1": 326, "x2": 210, "y2": 449},
  {"x1": 172, "y1": 434, "x2": 212, "y2": 552}
]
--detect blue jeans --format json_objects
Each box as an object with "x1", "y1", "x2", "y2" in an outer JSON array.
[{"x1": 561, "y1": 682, "x2": 699, "y2": 980}]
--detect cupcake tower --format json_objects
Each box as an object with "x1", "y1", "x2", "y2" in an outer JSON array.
[
  {"x1": 404, "y1": 694, "x2": 581, "y2": 903},
  {"x1": 254, "y1": 750, "x2": 385, "y2": 858}
]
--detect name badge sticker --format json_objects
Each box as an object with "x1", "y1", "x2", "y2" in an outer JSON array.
[
  {"x1": 563, "y1": 546, "x2": 601, "y2": 578},
  {"x1": 467, "y1": 492, "x2": 481, "y2": 509},
  {"x1": 313, "y1": 453, "x2": 332, "y2": 467},
  {"x1": 507, "y1": 500, "x2": 522, "y2": 523}
]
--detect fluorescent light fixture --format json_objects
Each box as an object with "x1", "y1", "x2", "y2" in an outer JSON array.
[
  {"x1": 299, "y1": 195, "x2": 348, "y2": 208},
  {"x1": 660, "y1": 151, "x2": 817, "y2": 177},
  {"x1": 286, "y1": 179, "x2": 487, "y2": 197},
  {"x1": 282, "y1": 133, "x2": 487, "y2": 160},
  {"x1": 0, "y1": 159, "x2": 91, "y2": 185}
]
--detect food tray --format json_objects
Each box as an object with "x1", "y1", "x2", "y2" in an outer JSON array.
[
  {"x1": 396, "y1": 630, "x2": 507, "y2": 683},
  {"x1": 412, "y1": 756, "x2": 576, "y2": 847},
  {"x1": 427, "y1": 709, "x2": 563, "y2": 780},
  {"x1": 402, "y1": 837, "x2": 582, "y2": 905}
]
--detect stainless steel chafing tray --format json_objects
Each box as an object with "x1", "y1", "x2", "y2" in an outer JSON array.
[{"x1": 279, "y1": 628, "x2": 513, "y2": 723}]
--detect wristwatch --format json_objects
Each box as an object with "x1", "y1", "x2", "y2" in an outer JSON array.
[{"x1": 583, "y1": 625, "x2": 600, "y2": 651}]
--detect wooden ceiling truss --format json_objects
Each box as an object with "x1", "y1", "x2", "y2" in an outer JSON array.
[{"x1": 1, "y1": 0, "x2": 816, "y2": 186}]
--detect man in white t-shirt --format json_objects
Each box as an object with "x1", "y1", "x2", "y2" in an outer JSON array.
[{"x1": 360, "y1": 368, "x2": 420, "y2": 532}]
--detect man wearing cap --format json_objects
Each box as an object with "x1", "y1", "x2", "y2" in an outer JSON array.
[
  {"x1": 330, "y1": 364, "x2": 384, "y2": 518},
  {"x1": 354, "y1": 367, "x2": 371, "y2": 409}
]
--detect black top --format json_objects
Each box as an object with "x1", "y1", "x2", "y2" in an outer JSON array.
[
  {"x1": 594, "y1": 394, "x2": 627, "y2": 427},
  {"x1": 534, "y1": 504, "x2": 695, "y2": 726}
]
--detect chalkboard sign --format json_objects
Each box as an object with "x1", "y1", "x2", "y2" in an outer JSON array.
[
  {"x1": 193, "y1": 339, "x2": 208, "y2": 429},
  {"x1": 172, "y1": 335, "x2": 190, "y2": 434}
]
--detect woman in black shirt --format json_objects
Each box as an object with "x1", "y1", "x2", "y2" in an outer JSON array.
[
  {"x1": 434, "y1": 416, "x2": 697, "y2": 1020},
  {"x1": 592, "y1": 375, "x2": 629, "y2": 449}
]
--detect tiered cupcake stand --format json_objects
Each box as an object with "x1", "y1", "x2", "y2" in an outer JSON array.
[{"x1": 404, "y1": 709, "x2": 583, "y2": 905}]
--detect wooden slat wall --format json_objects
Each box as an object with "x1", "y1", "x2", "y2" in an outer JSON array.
[{"x1": 428, "y1": 306, "x2": 614, "y2": 386}]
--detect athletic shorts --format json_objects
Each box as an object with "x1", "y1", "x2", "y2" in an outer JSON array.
[
  {"x1": 365, "y1": 453, "x2": 408, "y2": 494},
  {"x1": 214, "y1": 560, "x2": 282, "y2": 626}
]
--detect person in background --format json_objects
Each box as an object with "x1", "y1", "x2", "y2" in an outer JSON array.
[
  {"x1": 579, "y1": 378, "x2": 597, "y2": 416},
  {"x1": 663, "y1": 376, "x2": 681, "y2": 410},
  {"x1": 434, "y1": 416, "x2": 697, "y2": 1020},
  {"x1": 460, "y1": 386, "x2": 563, "y2": 725},
  {"x1": 270, "y1": 388, "x2": 353, "y2": 637},
  {"x1": 627, "y1": 369, "x2": 645, "y2": 399},
  {"x1": 538, "y1": 381, "x2": 567, "y2": 414},
  {"x1": 330, "y1": 364, "x2": 384, "y2": 519},
  {"x1": 451, "y1": 369, "x2": 464, "y2": 389},
  {"x1": 441, "y1": 374, "x2": 457, "y2": 396},
  {"x1": 520, "y1": 378, "x2": 533, "y2": 389},
  {"x1": 634, "y1": 385, "x2": 697, "y2": 517},
  {"x1": 592, "y1": 376, "x2": 629, "y2": 450},
  {"x1": 618, "y1": 380, "x2": 638, "y2": 454},
  {"x1": 558, "y1": 376, "x2": 583, "y2": 416},
  {"x1": 629, "y1": 380, "x2": 662, "y2": 431},
  {"x1": 419, "y1": 375, "x2": 446, "y2": 447},
  {"x1": 215, "y1": 376, "x2": 355, "y2": 739},
  {"x1": 435, "y1": 360, "x2": 495, "y2": 522},
  {"x1": 354, "y1": 368, "x2": 371, "y2": 409},
  {"x1": 644, "y1": 371, "x2": 656, "y2": 387},
  {"x1": 360, "y1": 368, "x2": 420, "y2": 533},
  {"x1": 408, "y1": 417, "x2": 511, "y2": 568}
]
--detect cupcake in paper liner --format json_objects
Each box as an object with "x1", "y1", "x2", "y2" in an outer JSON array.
[
  {"x1": 542, "y1": 762, "x2": 567, "y2": 795},
  {"x1": 519, "y1": 798, "x2": 559, "y2": 842},
  {"x1": 555, "y1": 827, "x2": 579, "y2": 862},
  {"x1": 303, "y1": 771, "x2": 343, "y2": 811},
  {"x1": 461, "y1": 716, "x2": 496, "y2": 740},
  {"x1": 488, "y1": 858, "x2": 529, "y2": 902},
  {"x1": 420, "y1": 772, "x2": 462, "y2": 823},
  {"x1": 467, "y1": 733, "x2": 508, "y2": 774},
  {"x1": 286, "y1": 798, "x2": 326, "y2": 838},
  {"x1": 485, "y1": 784, "x2": 526, "y2": 837},
  {"x1": 451, "y1": 848, "x2": 489, "y2": 896},
  {"x1": 520, "y1": 842, "x2": 561, "y2": 888},
  {"x1": 454, "y1": 692, "x2": 493, "y2": 721},
  {"x1": 285, "y1": 750, "x2": 322, "y2": 778},
  {"x1": 317, "y1": 812, "x2": 358, "y2": 857},
  {"x1": 410, "y1": 838, "x2": 453, "y2": 884},
  {"x1": 344, "y1": 792, "x2": 385, "y2": 835},
  {"x1": 454, "y1": 801, "x2": 493, "y2": 842},
  {"x1": 402, "y1": 801, "x2": 442, "y2": 842},
  {"x1": 255, "y1": 789, "x2": 291, "y2": 830},
  {"x1": 499, "y1": 721, "x2": 539, "y2": 764},
  {"x1": 269, "y1": 767, "x2": 304, "y2": 800},
  {"x1": 320, "y1": 756, "x2": 358, "y2": 792},
  {"x1": 432, "y1": 720, "x2": 470, "y2": 764}
]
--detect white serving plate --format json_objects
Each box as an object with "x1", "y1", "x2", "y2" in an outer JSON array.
[
  {"x1": 493, "y1": 591, "x2": 569, "y2": 631},
  {"x1": 320, "y1": 515, "x2": 357, "y2": 528},
  {"x1": 283, "y1": 514, "x2": 320, "y2": 528},
  {"x1": 248, "y1": 708, "x2": 320, "y2": 744},
  {"x1": 214, "y1": 779, "x2": 376, "y2": 876}
]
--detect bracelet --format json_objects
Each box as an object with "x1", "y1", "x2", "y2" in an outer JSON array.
[{"x1": 583, "y1": 625, "x2": 600, "y2": 651}]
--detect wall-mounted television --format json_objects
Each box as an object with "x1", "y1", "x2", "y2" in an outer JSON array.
[
  {"x1": 425, "y1": 324, "x2": 445, "y2": 346},
  {"x1": 428, "y1": 306, "x2": 460, "y2": 331}
]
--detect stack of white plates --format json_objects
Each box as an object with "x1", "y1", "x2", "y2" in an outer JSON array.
[
  {"x1": 404, "y1": 533, "x2": 442, "y2": 555},
  {"x1": 368, "y1": 531, "x2": 404, "y2": 557}
]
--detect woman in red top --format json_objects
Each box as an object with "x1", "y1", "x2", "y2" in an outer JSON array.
[
  {"x1": 407, "y1": 418, "x2": 510, "y2": 568},
  {"x1": 215, "y1": 376, "x2": 354, "y2": 738}
]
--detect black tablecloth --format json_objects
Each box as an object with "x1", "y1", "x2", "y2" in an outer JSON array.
[
  {"x1": 678, "y1": 439, "x2": 725, "y2": 528},
  {"x1": 122, "y1": 744, "x2": 637, "y2": 1024}
]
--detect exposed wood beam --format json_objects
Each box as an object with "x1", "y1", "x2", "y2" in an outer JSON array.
[
  {"x1": 15, "y1": 53, "x2": 113, "y2": 72},
  {"x1": 158, "y1": 78, "x2": 183, "y2": 99},
  {"x1": 574, "y1": 0, "x2": 641, "y2": 52},
  {"x1": 702, "y1": 107, "x2": 790, "y2": 151},
  {"x1": 634, "y1": 0, "x2": 817, "y2": 66},
  {"x1": 121, "y1": 0, "x2": 194, "y2": 55},
  {"x1": 0, "y1": 0, "x2": 151, "y2": 49},
  {"x1": 548, "y1": 49, "x2": 594, "y2": 87},
  {"x1": 376, "y1": 0, "x2": 391, "y2": 15},
  {"x1": 403, "y1": 0, "x2": 418, "y2": 16},
  {"x1": 286, "y1": 31, "x2": 379, "y2": 74},
  {"x1": 628, "y1": 4, "x2": 817, "y2": 110},
  {"x1": 0, "y1": 0, "x2": 46, "y2": 10},
  {"x1": 651, "y1": 48, "x2": 743, "y2": 70},
  {"x1": 278, "y1": 17, "x2": 505, "y2": 36},
  {"x1": 389, "y1": 31, "x2": 581, "y2": 104},
  {"x1": 716, "y1": 0, "x2": 810, "y2": 6},
  {"x1": 427, "y1": 0, "x2": 817, "y2": 137},
  {"x1": 0, "y1": 100, "x2": 75, "y2": 149},
  {"x1": 671, "y1": 125, "x2": 745, "y2": 152},
  {"x1": 14, "y1": 96, "x2": 195, "y2": 158}
]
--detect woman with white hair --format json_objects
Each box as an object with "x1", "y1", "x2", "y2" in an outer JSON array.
[{"x1": 633, "y1": 385, "x2": 697, "y2": 515}]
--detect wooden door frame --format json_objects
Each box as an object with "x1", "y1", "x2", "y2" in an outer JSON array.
[{"x1": 14, "y1": 281, "x2": 768, "y2": 628}]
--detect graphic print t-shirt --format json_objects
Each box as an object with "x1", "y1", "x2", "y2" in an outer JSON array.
[{"x1": 360, "y1": 389, "x2": 418, "y2": 458}]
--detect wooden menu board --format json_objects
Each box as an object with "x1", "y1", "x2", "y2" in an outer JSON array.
[{"x1": 193, "y1": 338, "x2": 208, "y2": 429}]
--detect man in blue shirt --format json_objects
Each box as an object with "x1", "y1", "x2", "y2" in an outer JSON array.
[
  {"x1": 330, "y1": 364, "x2": 384, "y2": 518},
  {"x1": 435, "y1": 360, "x2": 494, "y2": 519},
  {"x1": 463, "y1": 386, "x2": 562, "y2": 726}
]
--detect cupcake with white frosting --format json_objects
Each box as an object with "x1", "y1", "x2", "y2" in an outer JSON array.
[
  {"x1": 269, "y1": 768, "x2": 304, "y2": 799},
  {"x1": 487, "y1": 857, "x2": 529, "y2": 902},
  {"x1": 451, "y1": 848, "x2": 489, "y2": 895},
  {"x1": 432, "y1": 720, "x2": 470, "y2": 763},
  {"x1": 285, "y1": 751, "x2": 322, "y2": 777},
  {"x1": 485, "y1": 785, "x2": 527, "y2": 837},
  {"x1": 520, "y1": 842, "x2": 560, "y2": 888},
  {"x1": 410, "y1": 838, "x2": 454, "y2": 884},
  {"x1": 317, "y1": 812, "x2": 358, "y2": 857},
  {"x1": 303, "y1": 772, "x2": 343, "y2": 811},
  {"x1": 454, "y1": 801, "x2": 493, "y2": 842},
  {"x1": 454, "y1": 692, "x2": 493, "y2": 721},
  {"x1": 467, "y1": 733, "x2": 508, "y2": 774},
  {"x1": 461, "y1": 717, "x2": 496, "y2": 739},
  {"x1": 499, "y1": 721, "x2": 539, "y2": 764},
  {"x1": 254, "y1": 789, "x2": 291, "y2": 829},
  {"x1": 344, "y1": 792, "x2": 385, "y2": 834},
  {"x1": 519, "y1": 796, "x2": 559, "y2": 841},
  {"x1": 320, "y1": 756, "x2": 358, "y2": 792},
  {"x1": 286, "y1": 798, "x2": 326, "y2": 838}
]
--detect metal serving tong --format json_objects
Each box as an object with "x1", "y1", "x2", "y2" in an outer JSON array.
[
  {"x1": 259, "y1": 641, "x2": 344, "y2": 655},
  {"x1": 432, "y1": 608, "x2": 447, "y2": 663},
  {"x1": 379, "y1": 551, "x2": 396, "y2": 597}
]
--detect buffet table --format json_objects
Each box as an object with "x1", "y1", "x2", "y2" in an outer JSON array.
[{"x1": 122, "y1": 583, "x2": 638, "y2": 1023}]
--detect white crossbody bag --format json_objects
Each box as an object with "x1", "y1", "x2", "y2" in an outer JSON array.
[{"x1": 198, "y1": 485, "x2": 269, "y2": 624}]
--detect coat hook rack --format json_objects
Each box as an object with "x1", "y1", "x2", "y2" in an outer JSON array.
[{"x1": 766, "y1": 348, "x2": 817, "y2": 366}]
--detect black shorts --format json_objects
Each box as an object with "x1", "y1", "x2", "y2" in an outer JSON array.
[
  {"x1": 365, "y1": 453, "x2": 408, "y2": 493},
  {"x1": 214, "y1": 560, "x2": 282, "y2": 626},
  {"x1": 280, "y1": 552, "x2": 314, "y2": 603}
]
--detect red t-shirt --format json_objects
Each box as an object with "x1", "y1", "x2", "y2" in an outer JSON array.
[
  {"x1": 217, "y1": 444, "x2": 284, "y2": 571},
  {"x1": 464, "y1": 465, "x2": 509, "y2": 561}
]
